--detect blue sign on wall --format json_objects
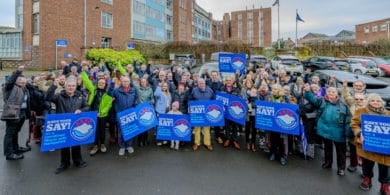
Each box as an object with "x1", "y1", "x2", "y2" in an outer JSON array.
[
  {"x1": 189, "y1": 100, "x2": 224, "y2": 127},
  {"x1": 41, "y1": 112, "x2": 97, "y2": 152},
  {"x1": 56, "y1": 39, "x2": 68, "y2": 47},
  {"x1": 218, "y1": 53, "x2": 246, "y2": 73},
  {"x1": 216, "y1": 91, "x2": 247, "y2": 125},
  {"x1": 157, "y1": 114, "x2": 192, "y2": 142},
  {"x1": 255, "y1": 101, "x2": 300, "y2": 135},
  {"x1": 117, "y1": 102, "x2": 157, "y2": 141},
  {"x1": 361, "y1": 114, "x2": 390, "y2": 155},
  {"x1": 127, "y1": 42, "x2": 135, "y2": 50}
]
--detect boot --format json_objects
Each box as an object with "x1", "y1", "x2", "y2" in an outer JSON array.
[{"x1": 381, "y1": 183, "x2": 390, "y2": 195}]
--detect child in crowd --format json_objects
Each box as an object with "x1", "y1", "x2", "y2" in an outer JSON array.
[{"x1": 168, "y1": 101, "x2": 182, "y2": 150}]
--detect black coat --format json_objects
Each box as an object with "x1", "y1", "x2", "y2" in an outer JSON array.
[{"x1": 46, "y1": 86, "x2": 89, "y2": 114}]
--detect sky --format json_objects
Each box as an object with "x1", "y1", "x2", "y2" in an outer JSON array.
[{"x1": 1, "y1": 0, "x2": 389, "y2": 41}]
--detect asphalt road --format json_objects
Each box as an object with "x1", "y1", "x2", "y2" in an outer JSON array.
[{"x1": 0, "y1": 69, "x2": 387, "y2": 195}]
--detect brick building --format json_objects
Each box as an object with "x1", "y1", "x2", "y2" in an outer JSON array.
[
  {"x1": 172, "y1": 0, "x2": 212, "y2": 43},
  {"x1": 355, "y1": 18, "x2": 390, "y2": 44},
  {"x1": 225, "y1": 7, "x2": 272, "y2": 47}
]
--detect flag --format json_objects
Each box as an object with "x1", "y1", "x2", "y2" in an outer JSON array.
[
  {"x1": 296, "y1": 12, "x2": 304, "y2": 22},
  {"x1": 272, "y1": 0, "x2": 279, "y2": 6},
  {"x1": 300, "y1": 120, "x2": 307, "y2": 158}
]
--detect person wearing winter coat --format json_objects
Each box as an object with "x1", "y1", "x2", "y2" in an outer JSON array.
[
  {"x1": 46, "y1": 78, "x2": 90, "y2": 174},
  {"x1": 81, "y1": 72, "x2": 112, "y2": 156},
  {"x1": 350, "y1": 94, "x2": 390, "y2": 195},
  {"x1": 108, "y1": 76, "x2": 138, "y2": 156},
  {"x1": 1, "y1": 66, "x2": 31, "y2": 160},
  {"x1": 304, "y1": 85, "x2": 351, "y2": 176},
  {"x1": 134, "y1": 78, "x2": 154, "y2": 147},
  {"x1": 190, "y1": 79, "x2": 215, "y2": 151}
]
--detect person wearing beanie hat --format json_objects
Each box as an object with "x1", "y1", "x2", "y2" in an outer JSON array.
[{"x1": 168, "y1": 101, "x2": 182, "y2": 150}]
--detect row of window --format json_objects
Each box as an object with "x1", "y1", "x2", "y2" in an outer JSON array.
[
  {"x1": 133, "y1": 20, "x2": 172, "y2": 41},
  {"x1": 0, "y1": 33, "x2": 22, "y2": 58},
  {"x1": 193, "y1": 16, "x2": 210, "y2": 29},
  {"x1": 364, "y1": 23, "x2": 389, "y2": 33},
  {"x1": 133, "y1": 0, "x2": 168, "y2": 23},
  {"x1": 193, "y1": 27, "x2": 210, "y2": 38}
]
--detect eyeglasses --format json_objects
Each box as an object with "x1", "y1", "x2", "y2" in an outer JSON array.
[{"x1": 355, "y1": 98, "x2": 364, "y2": 101}]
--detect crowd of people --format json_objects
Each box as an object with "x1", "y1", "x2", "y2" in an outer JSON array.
[{"x1": 1, "y1": 56, "x2": 389, "y2": 194}]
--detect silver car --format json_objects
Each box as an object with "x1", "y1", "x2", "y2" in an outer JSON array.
[
  {"x1": 271, "y1": 55, "x2": 303, "y2": 75},
  {"x1": 346, "y1": 58, "x2": 382, "y2": 77}
]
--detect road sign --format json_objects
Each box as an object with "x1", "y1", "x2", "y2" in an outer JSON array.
[
  {"x1": 56, "y1": 39, "x2": 68, "y2": 47},
  {"x1": 127, "y1": 42, "x2": 135, "y2": 50}
]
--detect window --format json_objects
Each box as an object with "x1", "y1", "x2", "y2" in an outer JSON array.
[
  {"x1": 237, "y1": 14, "x2": 242, "y2": 20},
  {"x1": 133, "y1": 21, "x2": 145, "y2": 34},
  {"x1": 167, "y1": 30, "x2": 172, "y2": 41},
  {"x1": 180, "y1": 0, "x2": 185, "y2": 9},
  {"x1": 166, "y1": 14, "x2": 172, "y2": 25},
  {"x1": 381, "y1": 24, "x2": 387, "y2": 31},
  {"x1": 372, "y1": 25, "x2": 378, "y2": 32},
  {"x1": 101, "y1": 0, "x2": 112, "y2": 5},
  {"x1": 101, "y1": 12, "x2": 113, "y2": 29},
  {"x1": 134, "y1": 1, "x2": 146, "y2": 15},
  {"x1": 33, "y1": 14, "x2": 39, "y2": 34},
  {"x1": 180, "y1": 15, "x2": 186, "y2": 24},
  {"x1": 247, "y1": 12, "x2": 253, "y2": 20},
  {"x1": 166, "y1": 0, "x2": 172, "y2": 10},
  {"x1": 248, "y1": 22, "x2": 253, "y2": 30},
  {"x1": 364, "y1": 26, "x2": 369, "y2": 33},
  {"x1": 101, "y1": 37, "x2": 111, "y2": 48}
]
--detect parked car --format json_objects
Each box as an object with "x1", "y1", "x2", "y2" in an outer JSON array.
[
  {"x1": 174, "y1": 53, "x2": 196, "y2": 70},
  {"x1": 346, "y1": 58, "x2": 382, "y2": 77},
  {"x1": 349, "y1": 56, "x2": 390, "y2": 77},
  {"x1": 198, "y1": 62, "x2": 235, "y2": 81},
  {"x1": 248, "y1": 55, "x2": 268, "y2": 70},
  {"x1": 301, "y1": 56, "x2": 346, "y2": 71},
  {"x1": 271, "y1": 55, "x2": 303, "y2": 75},
  {"x1": 314, "y1": 70, "x2": 390, "y2": 109}
]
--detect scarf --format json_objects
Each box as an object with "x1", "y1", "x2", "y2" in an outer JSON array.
[{"x1": 367, "y1": 104, "x2": 386, "y2": 115}]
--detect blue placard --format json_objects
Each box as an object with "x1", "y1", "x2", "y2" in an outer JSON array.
[
  {"x1": 117, "y1": 102, "x2": 157, "y2": 141},
  {"x1": 56, "y1": 39, "x2": 68, "y2": 47},
  {"x1": 361, "y1": 114, "x2": 390, "y2": 155},
  {"x1": 189, "y1": 100, "x2": 224, "y2": 127},
  {"x1": 216, "y1": 91, "x2": 247, "y2": 125},
  {"x1": 218, "y1": 53, "x2": 246, "y2": 73},
  {"x1": 255, "y1": 101, "x2": 300, "y2": 135},
  {"x1": 157, "y1": 114, "x2": 192, "y2": 142},
  {"x1": 64, "y1": 53, "x2": 71, "y2": 58},
  {"x1": 41, "y1": 112, "x2": 97, "y2": 152}
]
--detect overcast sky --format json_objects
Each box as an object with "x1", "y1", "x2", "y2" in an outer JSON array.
[{"x1": 1, "y1": 0, "x2": 389, "y2": 41}]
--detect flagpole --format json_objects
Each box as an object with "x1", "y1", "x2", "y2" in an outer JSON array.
[
  {"x1": 296, "y1": 9, "x2": 298, "y2": 47},
  {"x1": 277, "y1": 1, "x2": 280, "y2": 49}
]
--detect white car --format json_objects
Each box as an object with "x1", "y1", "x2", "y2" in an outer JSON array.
[
  {"x1": 271, "y1": 55, "x2": 303, "y2": 75},
  {"x1": 346, "y1": 58, "x2": 382, "y2": 77}
]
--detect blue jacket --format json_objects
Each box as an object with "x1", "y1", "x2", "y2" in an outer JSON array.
[
  {"x1": 154, "y1": 86, "x2": 171, "y2": 114},
  {"x1": 190, "y1": 86, "x2": 215, "y2": 101},
  {"x1": 304, "y1": 91, "x2": 351, "y2": 142},
  {"x1": 108, "y1": 83, "x2": 137, "y2": 113}
]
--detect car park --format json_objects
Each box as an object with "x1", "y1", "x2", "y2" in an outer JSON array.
[
  {"x1": 346, "y1": 58, "x2": 381, "y2": 77},
  {"x1": 314, "y1": 69, "x2": 390, "y2": 109},
  {"x1": 271, "y1": 55, "x2": 303, "y2": 75}
]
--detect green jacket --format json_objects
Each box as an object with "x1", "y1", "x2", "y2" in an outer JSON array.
[{"x1": 81, "y1": 72, "x2": 112, "y2": 118}]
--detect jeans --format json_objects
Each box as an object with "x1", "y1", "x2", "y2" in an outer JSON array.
[
  {"x1": 118, "y1": 132, "x2": 133, "y2": 149},
  {"x1": 362, "y1": 158, "x2": 390, "y2": 184},
  {"x1": 3, "y1": 117, "x2": 25, "y2": 157}
]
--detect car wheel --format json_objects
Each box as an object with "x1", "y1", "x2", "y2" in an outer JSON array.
[{"x1": 354, "y1": 70, "x2": 363, "y2": 75}]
